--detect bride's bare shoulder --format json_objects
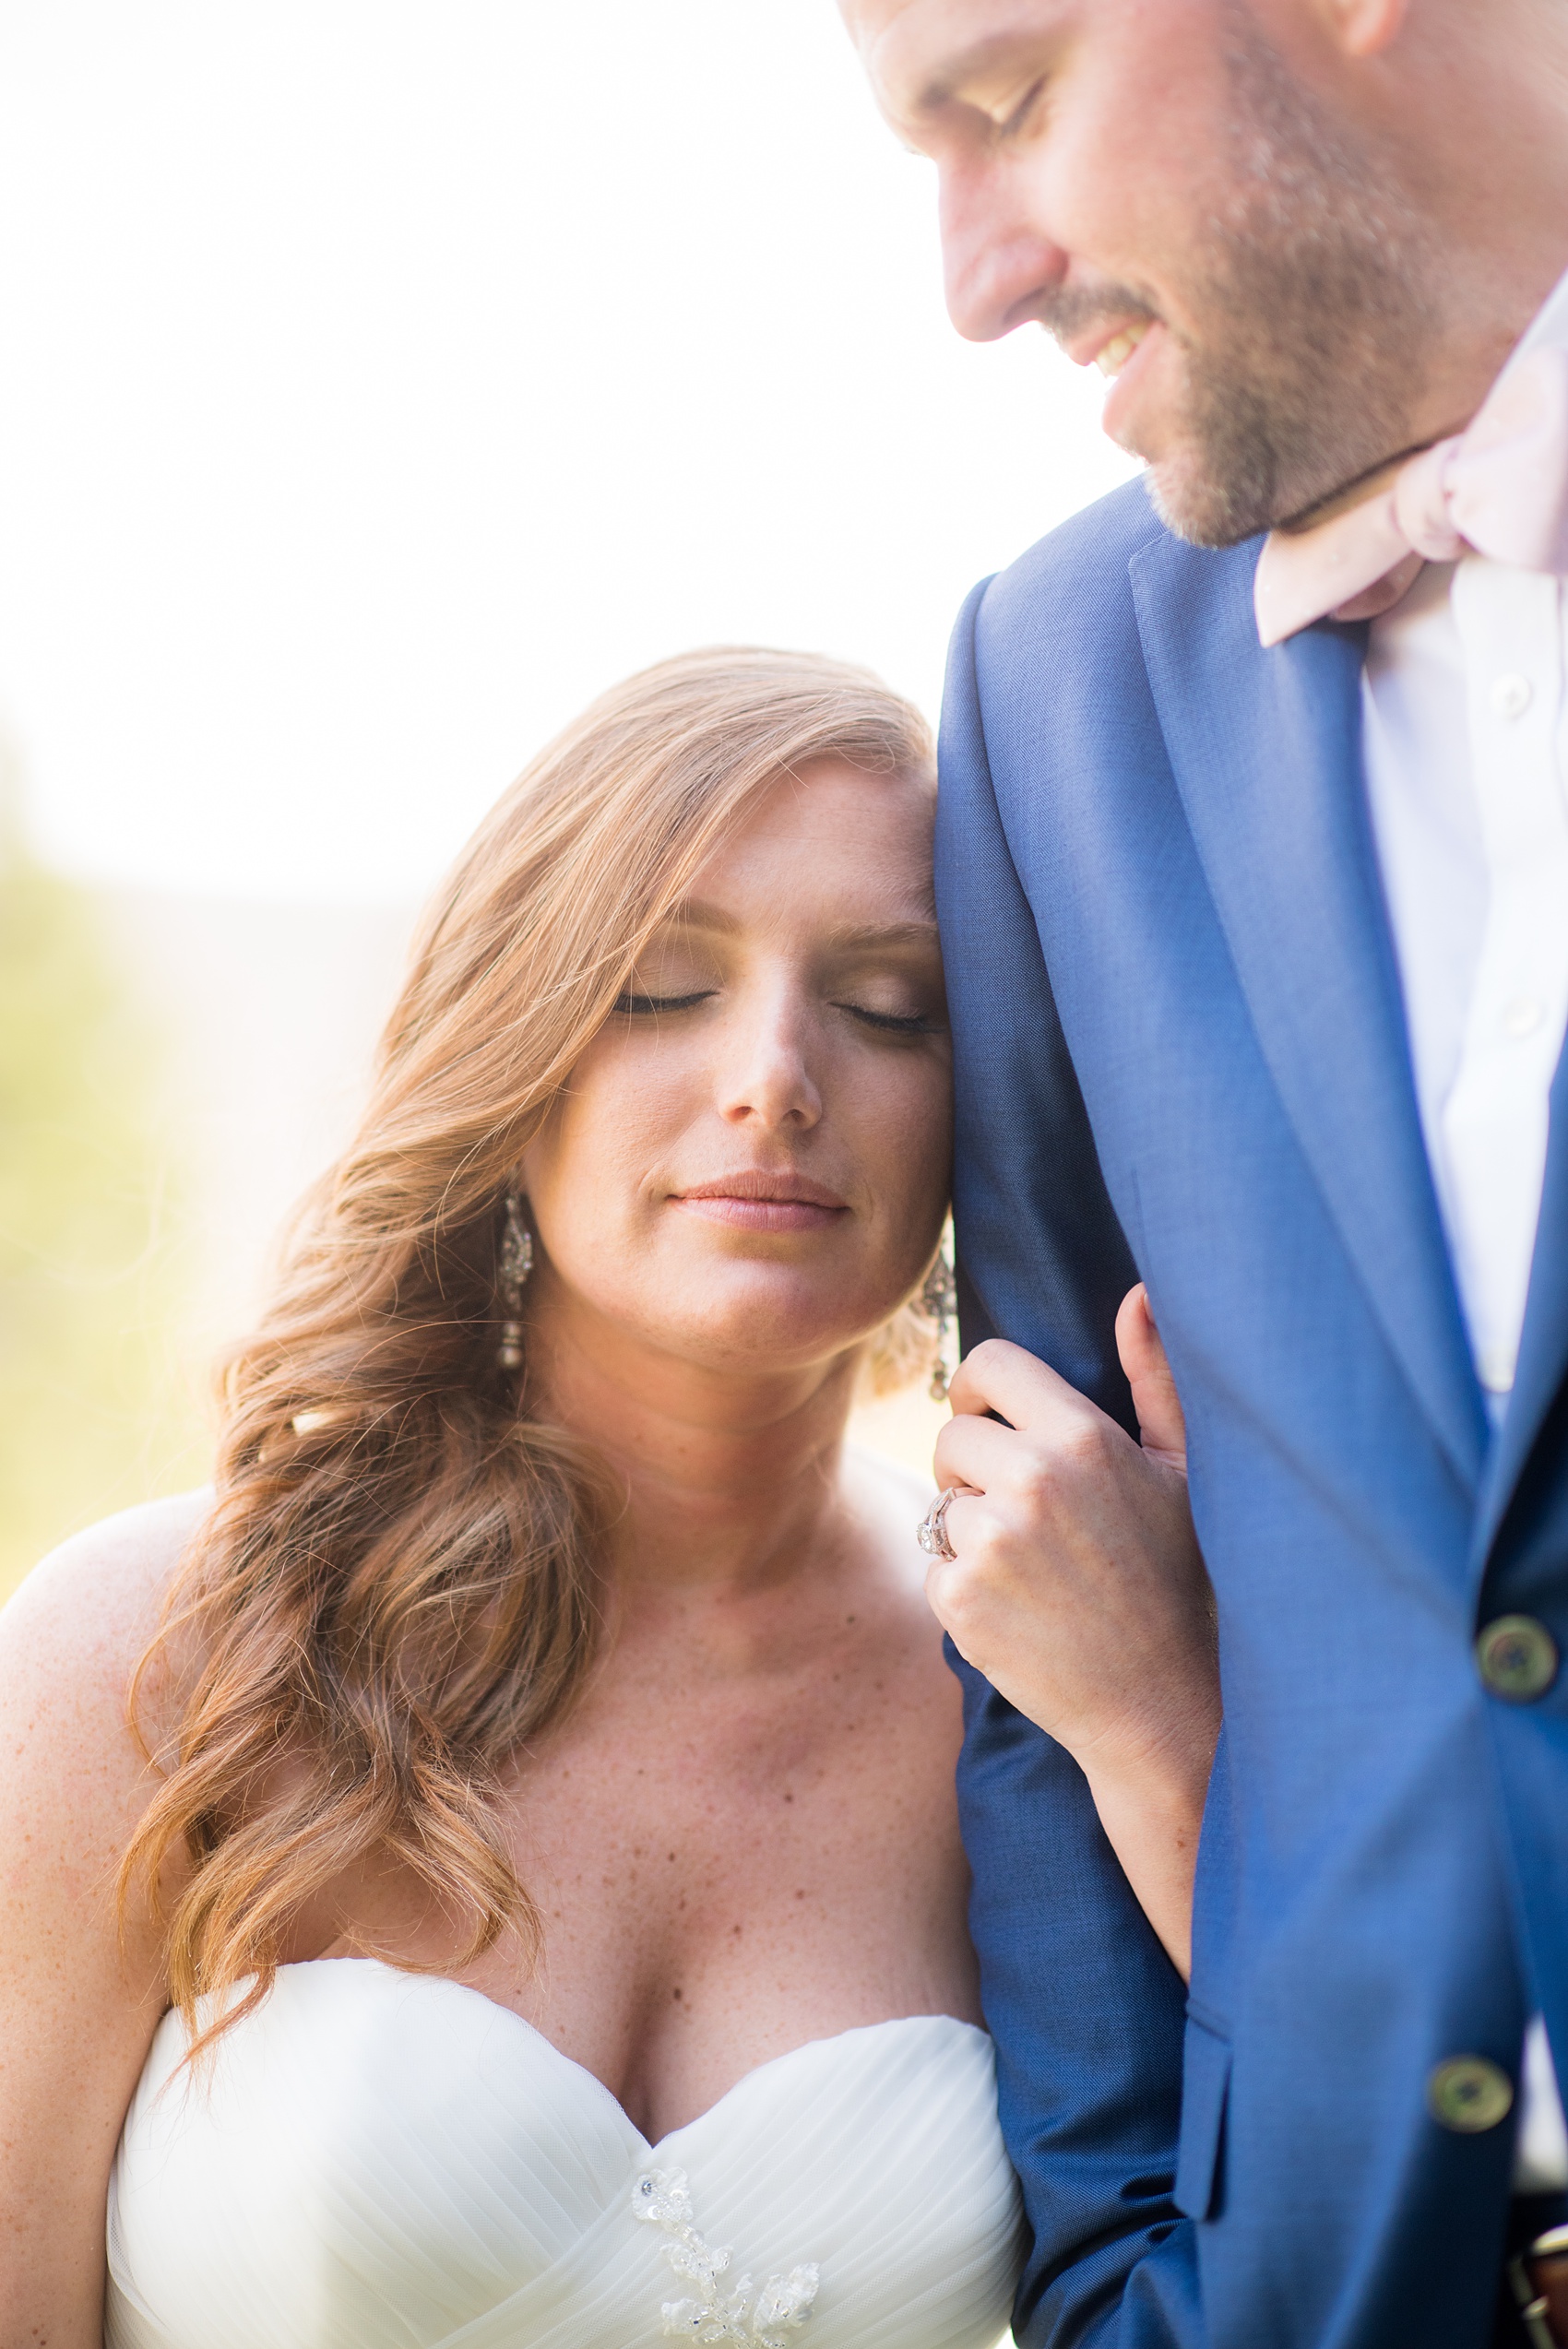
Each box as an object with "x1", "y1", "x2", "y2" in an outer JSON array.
[{"x1": 0, "y1": 1489, "x2": 214, "y2": 1738}]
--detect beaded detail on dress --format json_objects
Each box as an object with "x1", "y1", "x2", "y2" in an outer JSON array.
[{"x1": 633, "y1": 2167, "x2": 818, "y2": 2345}]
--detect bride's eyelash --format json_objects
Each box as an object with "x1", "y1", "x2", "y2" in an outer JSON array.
[
  {"x1": 613, "y1": 991, "x2": 934, "y2": 1034},
  {"x1": 613, "y1": 989, "x2": 715, "y2": 1014},
  {"x1": 837, "y1": 1002, "x2": 936, "y2": 1037}
]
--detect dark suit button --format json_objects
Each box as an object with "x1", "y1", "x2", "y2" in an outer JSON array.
[
  {"x1": 1476, "y1": 1616, "x2": 1559, "y2": 1702},
  {"x1": 1427, "y1": 2056, "x2": 1515, "y2": 2132}
]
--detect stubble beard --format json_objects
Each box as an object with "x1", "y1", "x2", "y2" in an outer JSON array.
[{"x1": 1137, "y1": 7, "x2": 1441, "y2": 549}]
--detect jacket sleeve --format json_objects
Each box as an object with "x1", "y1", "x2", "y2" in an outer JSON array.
[{"x1": 937, "y1": 577, "x2": 1205, "y2": 2349}]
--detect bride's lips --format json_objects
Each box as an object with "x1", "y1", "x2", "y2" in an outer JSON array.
[{"x1": 670, "y1": 1171, "x2": 849, "y2": 1233}]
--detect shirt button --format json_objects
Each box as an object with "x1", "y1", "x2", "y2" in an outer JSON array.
[
  {"x1": 1503, "y1": 996, "x2": 1544, "y2": 1039},
  {"x1": 1490, "y1": 671, "x2": 1534, "y2": 719},
  {"x1": 1428, "y1": 2055, "x2": 1515, "y2": 2132},
  {"x1": 1477, "y1": 1345, "x2": 1516, "y2": 1394},
  {"x1": 1476, "y1": 1615, "x2": 1560, "y2": 1702}
]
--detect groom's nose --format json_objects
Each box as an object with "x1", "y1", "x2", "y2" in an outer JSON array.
[{"x1": 940, "y1": 161, "x2": 1067, "y2": 343}]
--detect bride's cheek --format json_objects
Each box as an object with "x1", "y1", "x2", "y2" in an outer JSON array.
[{"x1": 859, "y1": 1061, "x2": 951, "y2": 1228}]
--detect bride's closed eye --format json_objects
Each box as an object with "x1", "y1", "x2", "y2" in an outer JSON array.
[
  {"x1": 613, "y1": 988, "x2": 716, "y2": 1014},
  {"x1": 835, "y1": 1001, "x2": 942, "y2": 1038},
  {"x1": 614, "y1": 989, "x2": 938, "y2": 1036}
]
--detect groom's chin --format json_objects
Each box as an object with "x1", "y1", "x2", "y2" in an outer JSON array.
[
  {"x1": 1128, "y1": 361, "x2": 1335, "y2": 550},
  {"x1": 1141, "y1": 462, "x2": 1261, "y2": 552},
  {"x1": 1138, "y1": 384, "x2": 1407, "y2": 552},
  {"x1": 1139, "y1": 431, "x2": 1288, "y2": 552}
]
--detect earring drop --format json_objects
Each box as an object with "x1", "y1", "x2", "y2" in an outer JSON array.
[
  {"x1": 496, "y1": 1186, "x2": 534, "y2": 1371},
  {"x1": 921, "y1": 1236, "x2": 956, "y2": 1403}
]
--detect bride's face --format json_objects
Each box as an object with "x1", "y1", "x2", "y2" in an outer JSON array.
[{"x1": 522, "y1": 759, "x2": 950, "y2": 1385}]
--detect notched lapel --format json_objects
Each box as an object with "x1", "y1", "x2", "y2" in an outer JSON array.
[{"x1": 1130, "y1": 531, "x2": 1487, "y2": 1499}]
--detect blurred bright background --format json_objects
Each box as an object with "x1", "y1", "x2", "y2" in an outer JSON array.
[{"x1": 0, "y1": 0, "x2": 1137, "y2": 1602}]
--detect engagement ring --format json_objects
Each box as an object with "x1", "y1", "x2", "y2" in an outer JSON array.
[{"x1": 916, "y1": 1484, "x2": 978, "y2": 1563}]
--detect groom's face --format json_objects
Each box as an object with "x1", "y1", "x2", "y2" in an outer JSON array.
[{"x1": 845, "y1": 0, "x2": 1437, "y2": 545}]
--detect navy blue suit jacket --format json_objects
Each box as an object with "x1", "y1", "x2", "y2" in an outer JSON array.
[{"x1": 940, "y1": 480, "x2": 1568, "y2": 2349}]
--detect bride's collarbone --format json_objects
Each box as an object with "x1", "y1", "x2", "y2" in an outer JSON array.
[
  {"x1": 511, "y1": 1589, "x2": 963, "y2": 1870},
  {"x1": 513, "y1": 1628, "x2": 967, "y2": 1976}
]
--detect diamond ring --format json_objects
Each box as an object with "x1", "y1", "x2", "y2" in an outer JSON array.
[{"x1": 916, "y1": 1483, "x2": 978, "y2": 1563}]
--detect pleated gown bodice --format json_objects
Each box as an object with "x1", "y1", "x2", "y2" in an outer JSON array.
[{"x1": 106, "y1": 1959, "x2": 1023, "y2": 2349}]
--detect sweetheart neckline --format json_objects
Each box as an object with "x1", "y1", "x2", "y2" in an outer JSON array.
[{"x1": 232, "y1": 1956, "x2": 990, "y2": 2150}]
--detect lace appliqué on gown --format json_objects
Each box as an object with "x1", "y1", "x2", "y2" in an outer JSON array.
[{"x1": 633, "y1": 2168, "x2": 819, "y2": 2346}]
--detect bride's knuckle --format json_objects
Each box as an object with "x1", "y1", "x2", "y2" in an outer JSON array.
[
  {"x1": 1009, "y1": 1456, "x2": 1060, "y2": 1517},
  {"x1": 1056, "y1": 1418, "x2": 1114, "y2": 1479},
  {"x1": 960, "y1": 1339, "x2": 1007, "y2": 1394}
]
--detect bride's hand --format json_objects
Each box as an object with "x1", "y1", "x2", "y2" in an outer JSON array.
[{"x1": 925, "y1": 1285, "x2": 1218, "y2": 1979}]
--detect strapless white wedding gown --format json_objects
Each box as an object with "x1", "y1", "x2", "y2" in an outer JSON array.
[{"x1": 106, "y1": 1959, "x2": 1022, "y2": 2349}]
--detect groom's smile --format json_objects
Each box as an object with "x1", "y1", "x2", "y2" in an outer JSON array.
[
  {"x1": 1090, "y1": 322, "x2": 1150, "y2": 381},
  {"x1": 842, "y1": 0, "x2": 1465, "y2": 547}
]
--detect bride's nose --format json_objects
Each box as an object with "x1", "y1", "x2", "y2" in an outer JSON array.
[{"x1": 713, "y1": 983, "x2": 824, "y2": 1132}]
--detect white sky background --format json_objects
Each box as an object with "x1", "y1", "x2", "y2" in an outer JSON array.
[{"x1": 0, "y1": 0, "x2": 1138, "y2": 907}]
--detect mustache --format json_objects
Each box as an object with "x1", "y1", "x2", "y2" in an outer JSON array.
[{"x1": 1036, "y1": 280, "x2": 1161, "y2": 350}]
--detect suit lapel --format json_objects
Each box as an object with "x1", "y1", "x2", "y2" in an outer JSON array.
[
  {"x1": 1130, "y1": 530, "x2": 1487, "y2": 1498},
  {"x1": 1476, "y1": 1043, "x2": 1568, "y2": 1559}
]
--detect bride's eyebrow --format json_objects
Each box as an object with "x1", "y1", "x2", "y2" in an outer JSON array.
[
  {"x1": 829, "y1": 919, "x2": 941, "y2": 952},
  {"x1": 655, "y1": 904, "x2": 939, "y2": 950},
  {"x1": 656, "y1": 900, "x2": 741, "y2": 937}
]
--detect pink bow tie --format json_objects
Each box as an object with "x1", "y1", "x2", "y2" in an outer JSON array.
[{"x1": 1253, "y1": 345, "x2": 1568, "y2": 647}]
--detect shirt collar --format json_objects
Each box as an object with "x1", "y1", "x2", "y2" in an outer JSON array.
[{"x1": 1511, "y1": 258, "x2": 1568, "y2": 366}]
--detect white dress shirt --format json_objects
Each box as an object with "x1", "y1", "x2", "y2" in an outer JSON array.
[{"x1": 1360, "y1": 262, "x2": 1568, "y2": 2192}]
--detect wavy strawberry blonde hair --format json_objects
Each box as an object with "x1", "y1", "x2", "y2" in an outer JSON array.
[{"x1": 122, "y1": 646, "x2": 939, "y2": 2046}]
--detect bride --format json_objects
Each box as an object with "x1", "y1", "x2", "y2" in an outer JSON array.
[{"x1": 0, "y1": 647, "x2": 1217, "y2": 2349}]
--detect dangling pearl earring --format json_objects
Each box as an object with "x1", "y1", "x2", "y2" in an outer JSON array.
[
  {"x1": 921, "y1": 1232, "x2": 956, "y2": 1403},
  {"x1": 496, "y1": 1186, "x2": 534, "y2": 1371}
]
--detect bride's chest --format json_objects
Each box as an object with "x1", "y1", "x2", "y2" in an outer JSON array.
[{"x1": 457, "y1": 1659, "x2": 978, "y2": 2139}]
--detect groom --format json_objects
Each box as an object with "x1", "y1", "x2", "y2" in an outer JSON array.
[{"x1": 844, "y1": 1, "x2": 1568, "y2": 2343}]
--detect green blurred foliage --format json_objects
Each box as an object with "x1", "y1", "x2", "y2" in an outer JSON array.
[{"x1": 0, "y1": 779, "x2": 208, "y2": 1605}]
